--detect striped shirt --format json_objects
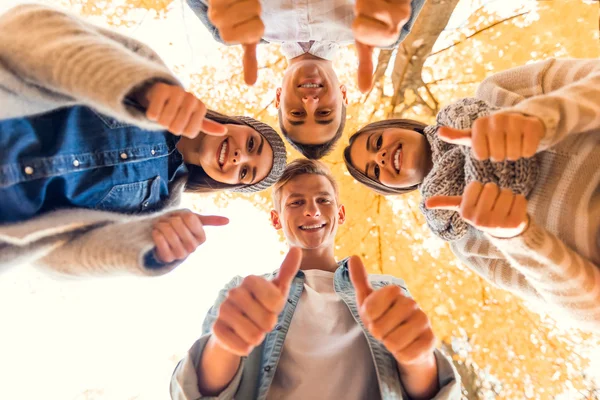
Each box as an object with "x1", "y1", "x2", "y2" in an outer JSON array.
[{"x1": 451, "y1": 59, "x2": 600, "y2": 332}]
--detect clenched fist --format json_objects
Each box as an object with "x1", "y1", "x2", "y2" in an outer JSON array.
[
  {"x1": 152, "y1": 210, "x2": 229, "y2": 263},
  {"x1": 208, "y1": 0, "x2": 265, "y2": 85},
  {"x1": 138, "y1": 82, "x2": 228, "y2": 138},
  {"x1": 211, "y1": 248, "x2": 302, "y2": 356},
  {"x1": 425, "y1": 181, "x2": 530, "y2": 239},
  {"x1": 437, "y1": 112, "x2": 545, "y2": 162},
  {"x1": 353, "y1": 0, "x2": 412, "y2": 93},
  {"x1": 348, "y1": 255, "x2": 439, "y2": 399}
]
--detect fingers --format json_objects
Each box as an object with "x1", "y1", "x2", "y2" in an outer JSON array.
[
  {"x1": 361, "y1": 285, "x2": 403, "y2": 321},
  {"x1": 352, "y1": 0, "x2": 410, "y2": 48},
  {"x1": 348, "y1": 255, "x2": 373, "y2": 305},
  {"x1": 389, "y1": 319, "x2": 436, "y2": 365},
  {"x1": 243, "y1": 275, "x2": 287, "y2": 314},
  {"x1": 152, "y1": 222, "x2": 186, "y2": 263},
  {"x1": 367, "y1": 295, "x2": 417, "y2": 340},
  {"x1": 226, "y1": 287, "x2": 278, "y2": 332},
  {"x1": 212, "y1": 320, "x2": 253, "y2": 357},
  {"x1": 355, "y1": 41, "x2": 374, "y2": 93},
  {"x1": 424, "y1": 195, "x2": 462, "y2": 212},
  {"x1": 437, "y1": 127, "x2": 473, "y2": 147},
  {"x1": 198, "y1": 215, "x2": 230, "y2": 226},
  {"x1": 217, "y1": 300, "x2": 266, "y2": 347},
  {"x1": 473, "y1": 183, "x2": 500, "y2": 225},
  {"x1": 470, "y1": 118, "x2": 490, "y2": 160},
  {"x1": 272, "y1": 247, "x2": 302, "y2": 295},
  {"x1": 243, "y1": 44, "x2": 259, "y2": 85},
  {"x1": 522, "y1": 117, "x2": 544, "y2": 158}
]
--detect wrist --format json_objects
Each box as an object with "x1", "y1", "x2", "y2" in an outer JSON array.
[{"x1": 396, "y1": 351, "x2": 437, "y2": 377}]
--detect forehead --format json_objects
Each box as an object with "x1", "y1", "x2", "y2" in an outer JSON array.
[
  {"x1": 349, "y1": 131, "x2": 372, "y2": 174},
  {"x1": 281, "y1": 174, "x2": 336, "y2": 198}
]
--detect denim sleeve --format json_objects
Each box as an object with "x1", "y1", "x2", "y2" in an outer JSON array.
[
  {"x1": 170, "y1": 276, "x2": 246, "y2": 400},
  {"x1": 185, "y1": 0, "x2": 267, "y2": 45},
  {"x1": 383, "y1": 0, "x2": 427, "y2": 49}
]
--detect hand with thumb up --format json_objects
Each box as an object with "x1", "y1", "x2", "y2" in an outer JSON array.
[
  {"x1": 437, "y1": 112, "x2": 544, "y2": 162},
  {"x1": 425, "y1": 181, "x2": 530, "y2": 239},
  {"x1": 208, "y1": 0, "x2": 264, "y2": 85},
  {"x1": 210, "y1": 248, "x2": 302, "y2": 357},
  {"x1": 348, "y1": 256, "x2": 439, "y2": 399}
]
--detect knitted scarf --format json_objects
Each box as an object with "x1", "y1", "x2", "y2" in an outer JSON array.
[{"x1": 419, "y1": 98, "x2": 539, "y2": 242}]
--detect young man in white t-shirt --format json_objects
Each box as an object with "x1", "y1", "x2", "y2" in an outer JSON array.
[{"x1": 171, "y1": 159, "x2": 461, "y2": 399}]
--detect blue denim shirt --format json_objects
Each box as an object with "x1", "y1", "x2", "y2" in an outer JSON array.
[
  {"x1": 0, "y1": 105, "x2": 186, "y2": 223},
  {"x1": 170, "y1": 258, "x2": 461, "y2": 400}
]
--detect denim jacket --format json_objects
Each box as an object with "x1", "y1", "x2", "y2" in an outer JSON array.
[
  {"x1": 171, "y1": 258, "x2": 461, "y2": 400},
  {"x1": 0, "y1": 105, "x2": 186, "y2": 223}
]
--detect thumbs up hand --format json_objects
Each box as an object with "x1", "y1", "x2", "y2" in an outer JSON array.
[
  {"x1": 210, "y1": 248, "x2": 302, "y2": 357},
  {"x1": 425, "y1": 181, "x2": 530, "y2": 239},
  {"x1": 353, "y1": 0, "x2": 412, "y2": 93},
  {"x1": 348, "y1": 256, "x2": 436, "y2": 367},
  {"x1": 208, "y1": 0, "x2": 264, "y2": 85},
  {"x1": 437, "y1": 112, "x2": 544, "y2": 162}
]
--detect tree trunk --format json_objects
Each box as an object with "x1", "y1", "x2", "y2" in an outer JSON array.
[{"x1": 374, "y1": 0, "x2": 461, "y2": 117}]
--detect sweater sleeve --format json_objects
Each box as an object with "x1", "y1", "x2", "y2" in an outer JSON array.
[
  {"x1": 0, "y1": 4, "x2": 181, "y2": 128},
  {"x1": 36, "y1": 213, "x2": 185, "y2": 277},
  {"x1": 487, "y1": 220, "x2": 600, "y2": 332},
  {"x1": 170, "y1": 276, "x2": 246, "y2": 400},
  {"x1": 475, "y1": 58, "x2": 600, "y2": 151}
]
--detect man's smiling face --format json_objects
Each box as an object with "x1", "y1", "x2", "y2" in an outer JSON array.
[{"x1": 271, "y1": 173, "x2": 345, "y2": 250}]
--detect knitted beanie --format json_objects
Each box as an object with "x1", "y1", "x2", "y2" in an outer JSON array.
[{"x1": 234, "y1": 116, "x2": 288, "y2": 193}]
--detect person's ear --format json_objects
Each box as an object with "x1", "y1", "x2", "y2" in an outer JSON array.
[
  {"x1": 340, "y1": 85, "x2": 348, "y2": 106},
  {"x1": 275, "y1": 88, "x2": 282, "y2": 109},
  {"x1": 337, "y1": 204, "x2": 346, "y2": 225},
  {"x1": 271, "y1": 209, "x2": 282, "y2": 229}
]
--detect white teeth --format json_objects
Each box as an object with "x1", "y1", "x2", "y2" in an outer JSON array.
[
  {"x1": 393, "y1": 148, "x2": 401, "y2": 172},
  {"x1": 299, "y1": 83, "x2": 322, "y2": 88},
  {"x1": 219, "y1": 141, "x2": 227, "y2": 165},
  {"x1": 300, "y1": 224, "x2": 325, "y2": 230}
]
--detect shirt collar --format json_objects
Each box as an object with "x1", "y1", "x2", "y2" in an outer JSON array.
[{"x1": 280, "y1": 41, "x2": 340, "y2": 61}]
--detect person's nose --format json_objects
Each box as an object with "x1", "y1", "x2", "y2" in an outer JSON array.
[
  {"x1": 304, "y1": 200, "x2": 321, "y2": 218},
  {"x1": 376, "y1": 148, "x2": 387, "y2": 167},
  {"x1": 231, "y1": 148, "x2": 247, "y2": 165},
  {"x1": 302, "y1": 96, "x2": 319, "y2": 114}
]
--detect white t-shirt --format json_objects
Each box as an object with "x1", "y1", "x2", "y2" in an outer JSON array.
[{"x1": 266, "y1": 269, "x2": 380, "y2": 400}]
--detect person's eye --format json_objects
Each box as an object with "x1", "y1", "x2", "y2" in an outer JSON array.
[
  {"x1": 374, "y1": 165, "x2": 380, "y2": 180},
  {"x1": 291, "y1": 110, "x2": 305, "y2": 117},
  {"x1": 247, "y1": 137, "x2": 255, "y2": 152},
  {"x1": 317, "y1": 109, "x2": 331, "y2": 117},
  {"x1": 319, "y1": 198, "x2": 332, "y2": 204},
  {"x1": 376, "y1": 135, "x2": 383, "y2": 150},
  {"x1": 240, "y1": 167, "x2": 248, "y2": 181},
  {"x1": 289, "y1": 200, "x2": 303, "y2": 206}
]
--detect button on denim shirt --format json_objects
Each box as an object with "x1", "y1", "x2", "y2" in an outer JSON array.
[
  {"x1": 0, "y1": 105, "x2": 185, "y2": 223},
  {"x1": 171, "y1": 258, "x2": 461, "y2": 400}
]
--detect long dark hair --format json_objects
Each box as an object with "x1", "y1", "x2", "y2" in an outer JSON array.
[
  {"x1": 184, "y1": 110, "x2": 249, "y2": 193},
  {"x1": 343, "y1": 119, "x2": 427, "y2": 196}
]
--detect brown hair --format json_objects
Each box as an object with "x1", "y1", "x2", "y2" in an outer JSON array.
[
  {"x1": 277, "y1": 105, "x2": 346, "y2": 160},
  {"x1": 343, "y1": 119, "x2": 428, "y2": 196},
  {"x1": 272, "y1": 159, "x2": 339, "y2": 211}
]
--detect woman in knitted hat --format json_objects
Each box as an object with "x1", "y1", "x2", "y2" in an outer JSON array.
[
  {"x1": 343, "y1": 58, "x2": 600, "y2": 332},
  {"x1": 0, "y1": 5, "x2": 286, "y2": 276}
]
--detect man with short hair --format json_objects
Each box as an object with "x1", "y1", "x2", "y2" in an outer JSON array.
[
  {"x1": 171, "y1": 159, "x2": 460, "y2": 399},
  {"x1": 186, "y1": 0, "x2": 426, "y2": 159}
]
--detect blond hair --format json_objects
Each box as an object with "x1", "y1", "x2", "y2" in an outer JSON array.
[{"x1": 272, "y1": 159, "x2": 339, "y2": 211}]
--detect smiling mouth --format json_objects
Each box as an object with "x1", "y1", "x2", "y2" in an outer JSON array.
[
  {"x1": 393, "y1": 145, "x2": 403, "y2": 174},
  {"x1": 217, "y1": 138, "x2": 228, "y2": 169},
  {"x1": 299, "y1": 223, "x2": 326, "y2": 232},
  {"x1": 297, "y1": 83, "x2": 324, "y2": 89}
]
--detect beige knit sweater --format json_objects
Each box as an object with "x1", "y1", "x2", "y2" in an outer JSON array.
[
  {"x1": 451, "y1": 59, "x2": 600, "y2": 332},
  {"x1": 0, "y1": 4, "x2": 186, "y2": 276}
]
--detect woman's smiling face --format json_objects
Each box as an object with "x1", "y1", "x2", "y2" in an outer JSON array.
[
  {"x1": 348, "y1": 127, "x2": 430, "y2": 189},
  {"x1": 188, "y1": 124, "x2": 274, "y2": 185}
]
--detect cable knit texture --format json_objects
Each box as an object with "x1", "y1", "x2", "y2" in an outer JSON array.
[
  {"x1": 419, "y1": 98, "x2": 539, "y2": 241},
  {"x1": 448, "y1": 59, "x2": 600, "y2": 332},
  {"x1": 0, "y1": 4, "x2": 188, "y2": 276}
]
